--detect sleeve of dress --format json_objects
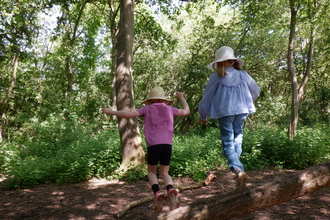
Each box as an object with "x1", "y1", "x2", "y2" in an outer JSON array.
[
  {"x1": 198, "y1": 73, "x2": 220, "y2": 120},
  {"x1": 244, "y1": 71, "x2": 260, "y2": 101}
]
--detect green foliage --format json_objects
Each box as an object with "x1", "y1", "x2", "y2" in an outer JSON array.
[
  {"x1": 1, "y1": 118, "x2": 121, "y2": 189},
  {"x1": 242, "y1": 125, "x2": 330, "y2": 170},
  {"x1": 122, "y1": 164, "x2": 148, "y2": 182},
  {"x1": 2, "y1": 123, "x2": 330, "y2": 189},
  {"x1": 300, "y1": 86, "x2": 330, "y2": 125},
  {"x1": 0, "y1": 143, "x2": 15, "y2": 174},
  {"x1": 170, "y1": 128, "x2": 226, "y2": 181}
]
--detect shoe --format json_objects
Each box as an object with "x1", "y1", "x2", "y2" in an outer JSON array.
[
  {"x1": 236, "y1": 169, "x2": 247, "y2": 189},
  {"x1": 153, "y1": 191, "x2": 164, "y2": 213},
  {"x1": 167, "y1": 188, "x2": 180, "y2": 211}
]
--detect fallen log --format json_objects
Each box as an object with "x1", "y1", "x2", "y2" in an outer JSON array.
[
  {"x1": 117, "y1": 173, "x2": 216, "y2": 218},
  {"x1": 158, "y1": 160, "x2": 330, "y2": 220}
]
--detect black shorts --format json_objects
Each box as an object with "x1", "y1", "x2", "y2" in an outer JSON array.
[{"x1": 147, "y1": 144, "x2": 172, "y2": 166}]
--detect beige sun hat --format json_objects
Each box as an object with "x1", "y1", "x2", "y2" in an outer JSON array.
[
  {"x1": 142, "y1": 87, "x2": 174, "y2": 105},
  {"x1": 207, "y1": 46, "x2": 244, "y2": 70}
]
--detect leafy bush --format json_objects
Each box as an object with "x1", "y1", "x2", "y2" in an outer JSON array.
[
  {"x1": 242, "y1": 125, "x2": 330, "y2": 170},
  {"x1": 170, "y1": 129, "x2": 226, "y2": 181},
  {"x1": 2, "y1": 122, "x2": 122, "y2": 189},
  {"x1": 2, "y1": 117, "x2": 329, "y2": 189},
  {"x1": 122, "y1": 164, "x2": 148, "y2": 182}
]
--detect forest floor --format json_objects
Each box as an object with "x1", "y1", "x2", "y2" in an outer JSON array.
[{"x1": 1, "y1": 168, "x2": 329, "y2": 220}]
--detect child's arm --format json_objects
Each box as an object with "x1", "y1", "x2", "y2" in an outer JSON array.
[
  {"x1": 102, "y1": 108, "x2": 140, "y2": 118},
  {"x1": 176, "y1": 92, "x2": 190, "y2": 116}
]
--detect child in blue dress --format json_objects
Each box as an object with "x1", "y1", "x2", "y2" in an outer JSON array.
[{"x1": 198, "y1": 46, "x2": 260, "y2": 189}]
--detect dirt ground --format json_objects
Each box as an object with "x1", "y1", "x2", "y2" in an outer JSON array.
[{"x1": 1, "y1": 169, "x2": 329, "y2": 220}]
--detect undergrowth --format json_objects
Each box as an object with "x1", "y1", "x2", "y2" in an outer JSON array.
[{"x1": 1, "y1": 122, "x2": 329, "y2": 189}]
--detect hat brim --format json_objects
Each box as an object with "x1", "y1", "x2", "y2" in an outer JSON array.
[
  {"x1": 207, "y1": 58, "x2": 244, "y2": 70},
  {"x1": 142, "y1": 98, "x2": 174, "y2": 105}
]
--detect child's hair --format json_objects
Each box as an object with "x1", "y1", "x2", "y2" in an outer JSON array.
[
  {"x1": 216, "y1": 60, "x2": 242, "y2": 77},
  {"x1": 233, "y1": 60, "x2": 242, "y2": 70},
  {"x1": 150, "y1": 99, "x2": 165, "y2": 103},
  {"x1": 216, "y1": 62, "x2": 227, "y2": 77},
  {"x1": 146, "y1": 99, "x2": 170, "y2": 105}
]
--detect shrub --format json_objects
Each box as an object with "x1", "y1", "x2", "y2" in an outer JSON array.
[
  {"x1": 170, "y1": 128, "x2": 226, "y2": 181},
  {"x1": 2, "y1": 126, "x2": 122, "y2": 189},
  {"x1": 2, "y1": 119, "x2": 329, "y2": 189},
  {"x1": 242, "y1": 125, "x2": 330, "y2": 170}
]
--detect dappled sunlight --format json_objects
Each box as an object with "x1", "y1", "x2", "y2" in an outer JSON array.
[
  {"x1": 51, "y1": 191, "x2": 64, "y2": 195},
  {"x1": 179, "y1": 195, "x2": 194, "y2": 204},
  {"x1": 1, "y1": 168, "x2": 329, "y2": 219},
  {"x1": 67, "y1": 214, "x2": 88, "y2": 220},
  {"x1": 195, "y1": 194, "x2": 214, "y2": 199},
  {"x1": 86, "y1": 203, "x2": 98, "y2": 210},
  {"x1": 87, "y1": 178, "x2": 125, "y2": 189},
  {"x1": 319, "y1": 207, "x2": 330, "y2": 216}
]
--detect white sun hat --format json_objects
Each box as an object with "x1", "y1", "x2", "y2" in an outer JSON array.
[{"x1": 207, "y1": 46, "x2": 244, "y2": 70}]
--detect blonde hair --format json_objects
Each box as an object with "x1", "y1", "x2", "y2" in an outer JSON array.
[
  {"x1": 216, "y1": 60, "x2": 242, "y2": 77},
  {"x1": 216, "y1": 62, "x2": 227, "y2": 77}
]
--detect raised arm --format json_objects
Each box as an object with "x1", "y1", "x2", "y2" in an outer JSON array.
[
  {"x1": 176, "y1": 92, "x2": 190, "y2": 116},
  {"x1": 102, "y1": 108, "x2": 140, "y2": 118}
]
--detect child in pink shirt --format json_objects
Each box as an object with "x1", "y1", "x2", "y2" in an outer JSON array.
[{"x1": 102, "y1": 87, "x2": 190, "y2": 213}]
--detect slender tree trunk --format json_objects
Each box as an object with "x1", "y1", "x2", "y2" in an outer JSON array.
[
  {"x1": 288, "y1": 0, "x2": 315, "y2": 140},
  {"x1": 288, "y1": 0, "x2": 298, "y2": 140},
  {"x1": 0, "y1": 54, "x2": 19, "y2": 142},
  {"x1": 60, "y1": 1, "x2": 88, "y2": 120},
  {"x1": 108, "y1": 0, "x2": 119, "y2": 108},
  {"x1": 115, "y1": 0, "x2": 145, "y2": 169}
]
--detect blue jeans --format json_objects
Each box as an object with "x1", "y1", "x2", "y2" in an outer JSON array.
[{"x1": 218, "y1": 114, "x2": 247, "y2": 173}]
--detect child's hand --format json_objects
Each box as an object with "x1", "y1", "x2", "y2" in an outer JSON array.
[
  {"x1": 176, "y1": 92, "x2": 184, "y2": 99},
  {"x1": 102, "y1": 108, "x2": 111, "y2": 114}
]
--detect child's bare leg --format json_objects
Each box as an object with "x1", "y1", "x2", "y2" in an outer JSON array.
[
  {"x1": 159, "y1": 165, "x2": 173, "y2": 186},
  {"x1": 160, "y1": 165, "x2": 179, "y2": 210},
  {"x1": 148, "y1": 164, "x2": 164, "y2": 213},
  {"x1": 148, "y1": 164, "x2": 159, "y2": 186}
]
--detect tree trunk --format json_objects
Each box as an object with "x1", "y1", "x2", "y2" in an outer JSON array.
[
  {"x1": 0, "y1": 53, "x2": 19, "y2": 142},
  {"x1": 288, "y1": 0, "x2": 315, "y2": 140},
  {"x1": 62, "y1": 1, "x2": 88, "y2": 120},
  {"x1": 158, "y1": 161, "x2": 330, "y2": 220},
  {"x1": 115, "y1": 0, "x2": 145, "y2": 169},
  {"x1": 287, "y1": 0, "x2": 298, "y2": 140},
  {"x1": 108, "y1": 0, "x2": 119, "y2": 109}
]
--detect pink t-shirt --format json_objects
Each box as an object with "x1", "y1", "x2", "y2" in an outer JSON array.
[{"x1": 137, "y1": 103, "x2": 179, "y2": 147}]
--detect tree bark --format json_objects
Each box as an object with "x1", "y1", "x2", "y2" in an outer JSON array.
[
  {"x1": 288, "y1": 0, "x2": 315, "y2": 140},
  {"x1": 158, "y1": 161, "x2": 330, "y2": 220},
  {"x1": 0, "y1": 53, "x2": 19, "y2": 142},
  {"x1": 115, "y1": 0, "x2": 145, "y2": 169},
  {"x1": 287, "y1": 0, "x2": 298, "y2": 140},
  {"x1": 107, "y1": 0, "x2": 120, "y2": 109}
]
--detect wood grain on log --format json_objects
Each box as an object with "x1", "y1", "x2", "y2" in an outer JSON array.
[{"x1": 158, "y1": 161, "x2": 330, "y2": 220}]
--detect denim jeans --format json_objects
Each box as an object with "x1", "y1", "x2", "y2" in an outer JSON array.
[{"x1": 218, "y1": 114, "x2": 247, "y2": 173}]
